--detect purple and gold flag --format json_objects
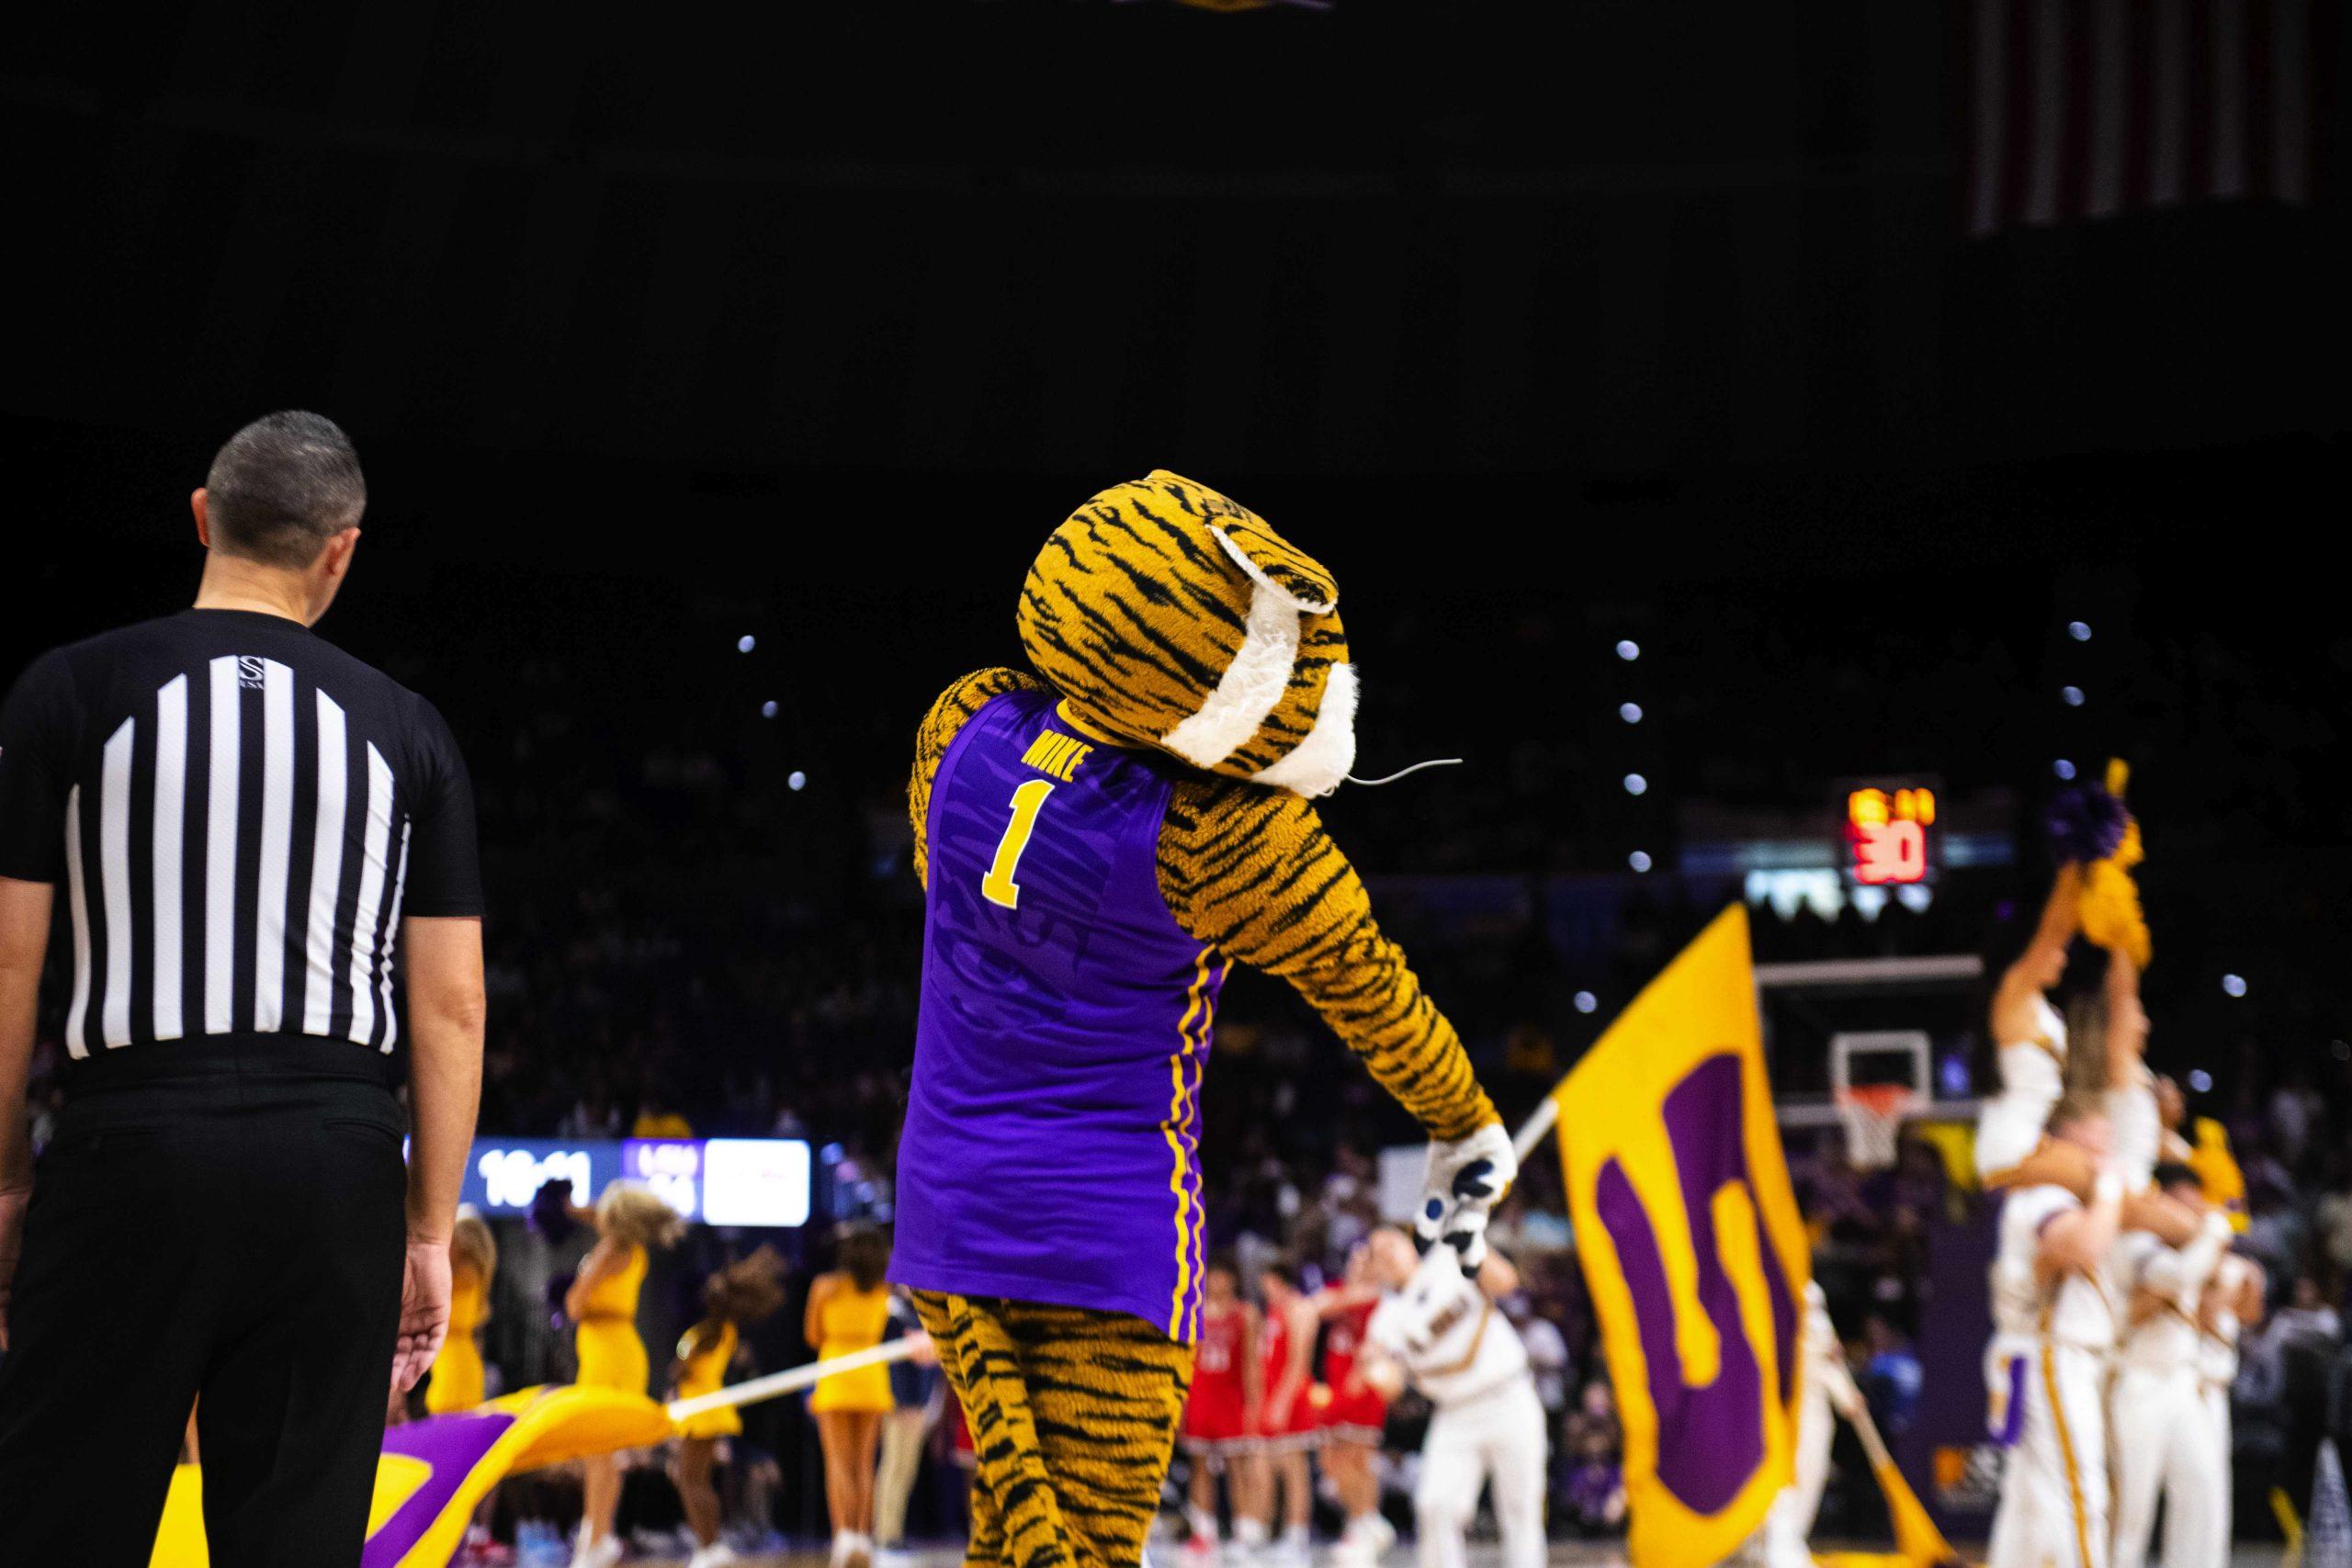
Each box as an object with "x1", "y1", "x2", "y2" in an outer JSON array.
[
  {"x1": 150, "y1": 1385, "x2": 674, "y2": 1568},
  {"x1": 1554, "y1": 904, "x2": 1810, "y2": 1568}
]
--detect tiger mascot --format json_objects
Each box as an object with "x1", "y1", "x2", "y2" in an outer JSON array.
[{"x1": 892, "y1": 469, "x2": 1516, "y2": 1568}]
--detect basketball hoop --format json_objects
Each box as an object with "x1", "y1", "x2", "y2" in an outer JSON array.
[{"x1": 1835, "y1": 1084, "x2": 1917, "y2": 1170}]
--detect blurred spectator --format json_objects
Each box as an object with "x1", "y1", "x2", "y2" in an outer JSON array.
[
  {"x1": 1561, "y1": 1382, "x2": 1627, "y2": 1537},
  {"x1": 2268, "y1": 1276, "x2": 2344, "y2": 1356},
  {"x1": 1858, "y1": 1314, "x2": 1924, "y2": 1437},
  {"x1": 631, "y1": 1095, "x2": 695, "y2": 1140},
  {"x1": 1506, "y1": 1292, "x2": 1571, "y2": 1419}
]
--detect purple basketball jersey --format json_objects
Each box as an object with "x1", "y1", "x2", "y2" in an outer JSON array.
[{"x1": 893, "y1": 689, "x2": 1227, "y2": 1341}]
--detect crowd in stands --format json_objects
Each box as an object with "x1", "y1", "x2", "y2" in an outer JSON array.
[{"x1": 8, "y1": 588, "x2": 2346, "y2": 1552}]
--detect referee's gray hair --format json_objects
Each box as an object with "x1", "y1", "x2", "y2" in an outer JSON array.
[{"x1": 205, "y1": 411, "x2": 367, "y2": 570}]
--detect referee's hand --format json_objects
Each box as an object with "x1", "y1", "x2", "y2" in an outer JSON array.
[{"x1": 391, "y1": 1236, "x2": 452, "y2": 1393}]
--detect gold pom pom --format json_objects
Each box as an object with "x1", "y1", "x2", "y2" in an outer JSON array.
[{"x1": 2079, "y1": 857, "x2": 2151, "y2": 969}]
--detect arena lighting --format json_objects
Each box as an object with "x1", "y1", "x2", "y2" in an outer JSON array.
[
  {"x1": 2062, "y1": 685, "x2": 2085, "y2": 706},
  {"x1": 2052, "y1": 759, "x2": 2076, "y2": 780},
  {"x1": 788, "y1": 771, "x2": 808, "y2": 792},
  {"x1": 2222, "y1": 974, "x2": 2247, "y2": 997},
  {"x1": 1573, "y1": 991, "x2": 1598, "y2": 1014},
  {"x1": 1623, "y1": 773, "x2": 1647, "y2": 795},
  {"x1": 2068, "y1": 621, "x2": 2093, "y2": 641},
  {"x1": 1628, "y1": 850, "x2": 1653, "y2": 872},
  {"x1": 737, "y1": 635, "x2": 756, "y2": 653},
  {"x1": 1619, "y1": 702, "x2": 1643, "y2": 723},
  {"x1": 2188, "y1": 1069, "x2": 2213, "y2": 1093},
  {"x1": 761, "y1": 700, "x2": 779, "y2": 718},
  {"x1": 1615, "y1": 639, "x2": 1640, "y2": 661}
]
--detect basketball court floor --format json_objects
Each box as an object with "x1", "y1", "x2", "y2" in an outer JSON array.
[{"x1": 602, "y1": 1544, "x2": 2290, "y2": 1567}]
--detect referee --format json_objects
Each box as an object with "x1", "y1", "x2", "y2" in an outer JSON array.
[{"x1": 0, "y1": 413, "x2": 485, "y2": 1565}]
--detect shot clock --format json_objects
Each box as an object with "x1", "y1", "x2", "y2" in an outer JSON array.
[{"x1": 1840, "y1": 780, "x2": 1938, "y2": 886}]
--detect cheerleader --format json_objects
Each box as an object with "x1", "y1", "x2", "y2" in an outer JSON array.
[
  {"x1": 806, "y1": 1224, "x2": 895, "y2": 1568},
  {"x1": 1976, "y1": 861, "x2": 2080, "y2": 1187},
  {"x1": 1317, "y1": 1241, "x2": 1394, "y2": 1568},
  {"x1": 424, "y1": 1207, "x2": 496, "y2": 1415},
  {"x1": 565, "y1": 1182, "x2": 686, "y2": 1568},
  {"x1": 671, "y1": 1248, "x2": 788, "y2": 1568},
  {"x1": 1257, "y1": 1258, "x2": 1320, "y2": 1562}
]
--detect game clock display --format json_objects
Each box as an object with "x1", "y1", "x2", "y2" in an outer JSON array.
[{"x1": 456, "y1": 1136, "x2": 813, "y2": 1227}]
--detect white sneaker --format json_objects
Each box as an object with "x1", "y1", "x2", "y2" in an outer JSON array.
[
  {"x1": 685, "y1": 1545, "x2": 741, "y2": 1568},
  {"x1": 1334, "y1": 1514, "x2": 1393, "y2": 1567},
  {"x1": 568, "y1": 1531, "x2": 623, "y2": 1568}
]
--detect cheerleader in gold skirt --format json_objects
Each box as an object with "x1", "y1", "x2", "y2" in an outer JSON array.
[
  {"x1": 564, "y1": 1183, "x2": 684, "y2": 1568},
  {"x1": 424, "y1": 1207, "x2": 496, "y2": 1414},
  {"x1": 669, "y1": 1249, "x2": 788, "y2": 1568},
  {"x1": 805, "y1": 1224, "x2": 893, "y2": 1568}
]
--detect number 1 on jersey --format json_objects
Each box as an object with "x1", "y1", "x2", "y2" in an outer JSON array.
[{"x1": 982, "y1": 779, "x2": 1055, "y2": 909}]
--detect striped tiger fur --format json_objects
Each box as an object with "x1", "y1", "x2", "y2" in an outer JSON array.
[
  {"x1": 910, "y1": 467, "x2": 1498, "y2": 1145},
  {"x1": 901, "y1": 472, "x2": 1505, "y2": 1568},
  {"x1": 1158, "y1": 777, "x2": 1498, "y2": 1142},
  {"x1": 910, "y1": 1290, "x2": 1193, "y2": 1568},
  {"x1": 1017, "y1": 469, "x2": 1358, "y2": 797}
]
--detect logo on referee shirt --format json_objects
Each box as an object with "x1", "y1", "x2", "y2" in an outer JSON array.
[{"x1": 237, "y1": 656, "x2": 266, "y2": 689}]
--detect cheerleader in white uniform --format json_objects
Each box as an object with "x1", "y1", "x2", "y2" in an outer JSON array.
[
  {"x1": 1983, "y1": 1097, "x2": 2121, "y2": 1568},
  {"x1": 2110, "y1": 1170, "x2": 2235, "y2": 1568},
  {"x1": 1977, "y1": 865, "x2": 2080, "y2": 1185}
]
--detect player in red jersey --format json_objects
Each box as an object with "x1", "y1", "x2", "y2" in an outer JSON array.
[
  {"x1": 1316, "y1": 1241, "x2": 1394, "y2": 1566},
  {"x1": 1180, "y1": 1258, "x2": 1266, "y2": 1558},
  {"x1": 1257, "y1": 1258, "x2": 1321, "y2": 1561}
]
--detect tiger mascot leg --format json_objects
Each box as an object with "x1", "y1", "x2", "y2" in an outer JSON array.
[{"x1": 913, "y1": 1292, "x2": 1194, "y2": 1568}]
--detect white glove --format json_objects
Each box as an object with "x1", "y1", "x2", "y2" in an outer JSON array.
[{"x1": 1415, "y1": 1122, "x2": 1517, "y2": 1269}]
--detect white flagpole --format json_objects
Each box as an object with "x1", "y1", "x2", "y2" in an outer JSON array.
[
  {"x1": 664, "y1": 1337, "x2": 924, "y2": 1423},
  {"x1": 1511, "y1": 1095, "x2": 1559, "y2": 1164}
]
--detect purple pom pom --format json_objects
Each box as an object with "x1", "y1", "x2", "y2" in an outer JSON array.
[{"x1": 2045, "y1": 784, "x2": 2128, "y2": 864}]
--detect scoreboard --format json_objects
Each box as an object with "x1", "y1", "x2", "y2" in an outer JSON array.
[
  {"x1": 1840, "y1": 780, "x2": 1938, "y2": 886},
  {"x1": 458, "y1": 1136, "x2": 813, "y2": 1227}
]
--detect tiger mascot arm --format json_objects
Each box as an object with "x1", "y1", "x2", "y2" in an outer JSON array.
[
  {"x1": 1159, "y1": 777, "x2": 1514, "y2": 1258},
  {"x1": 908, "y1": 666, "x2": 1043, "y2": 890}
]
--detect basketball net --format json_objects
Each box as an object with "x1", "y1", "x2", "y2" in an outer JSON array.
[{"x1": 1834, "y1": 1084, "x2": 1916, "y2": 1170}]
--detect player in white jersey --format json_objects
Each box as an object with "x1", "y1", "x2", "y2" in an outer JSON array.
[
  {"x1": 2198, "y1": 1251, "x2": 2264, "y2": 1553},
  {"x1": 1983, "y1": 1096, "x2": 2121, "y2": 1568},
  {"x1": 2111, "y1": 1166, "x2": 2235, "y2": 1568},
  {"x1": 1758, "y1": 1280, "x2": 1863, "y2": 1568},
  {"x1": 1978, "y1": 863, "x2": 2079, "y2": 1183},
  {"x1": 1359, "y1": 1228, "x2": 1545, "y2": 1568}
]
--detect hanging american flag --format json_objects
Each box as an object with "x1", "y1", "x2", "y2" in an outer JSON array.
[{"x1": 1963, "y1": 0, "x2": 2332, "y2": 236}]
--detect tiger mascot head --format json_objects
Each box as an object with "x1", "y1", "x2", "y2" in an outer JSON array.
[{"x1": 1017, "y1": 469, "x2": 1357, "y2": 798}]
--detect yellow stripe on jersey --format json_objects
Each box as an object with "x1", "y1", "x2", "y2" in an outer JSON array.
[{"x1": 1163, "y1": 949, "x2": 1214, "y2": 1339}]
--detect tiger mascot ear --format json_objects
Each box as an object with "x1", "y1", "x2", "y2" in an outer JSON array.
[{"x1": 1018, "y1": 469, "x2": 1358, "y2": 798}]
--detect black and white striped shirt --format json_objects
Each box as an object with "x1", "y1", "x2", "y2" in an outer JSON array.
[{"x1": 0, "y1": 608, "x2": 481, "y2": 1059}]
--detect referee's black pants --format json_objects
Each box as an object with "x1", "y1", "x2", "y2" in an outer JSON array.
[{"x1": 0, "y1": 1041, "x2": 406, "y2": 1567}]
